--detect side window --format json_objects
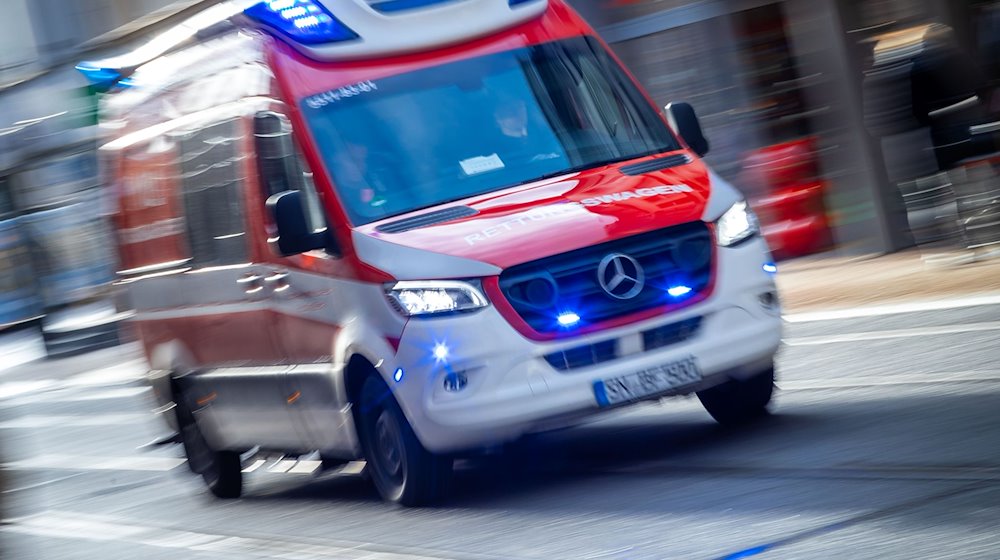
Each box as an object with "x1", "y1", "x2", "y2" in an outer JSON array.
[
  {"x1": 175, "y1": 118, "x2": 249, "y2": 267},
  {"x1": 255, "y1": 111, "x2": 329, "y2": 239}
]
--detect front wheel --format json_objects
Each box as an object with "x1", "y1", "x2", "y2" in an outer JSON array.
[
  {"x1": 697, "y1": 366, "x2": 775, "y2": 426},
  {"x1": 357, "y1": 376, "x2": 452, "y2": 506},
  {"x1": 176, "y1": 388, "x2": 242, "y2": 499}
]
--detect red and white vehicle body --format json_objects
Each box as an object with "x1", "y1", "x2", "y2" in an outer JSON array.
[{"x1": 94, "y1": 0, "x2": 781, "y2": 504}]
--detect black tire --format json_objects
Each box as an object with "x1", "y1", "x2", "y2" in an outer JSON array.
[
  {"x1": 176, "y1": 388, "x2": 243, "y2": 499},
  {"x1": 357, "y1": 375, "x2": 452, "y2": 506},
  {"x1": 697, "y1": 366, "x2": 775, "y2": 426}
]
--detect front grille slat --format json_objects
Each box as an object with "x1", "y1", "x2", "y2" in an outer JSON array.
[
  {"x1": 544, "y1": 339, "x2": 618, "y2": 371},
  {"x1": 643, "y1": 317, "x2": 703, "y2": 351},
  {"x1": 542, "y1": 316, "x2": 703, "y2": 372},
  {"x1": 500, "y1": 222, "x2": 712, "y2": 334}
]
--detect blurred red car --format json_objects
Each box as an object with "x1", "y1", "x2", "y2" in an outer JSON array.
[{"x1": 741, "y1": 137, "x2": 833, "y2": 259}]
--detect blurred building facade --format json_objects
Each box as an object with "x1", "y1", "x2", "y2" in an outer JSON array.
[
  {"x1": 570, "y1": 0, "x2": 1000, "y2": 258},
  {"x1": 0, "y1": 0, "x2": 208, "y2": 353},
  {"x1": 1, "y1": 0, "x2": 999, "y2": 348}
]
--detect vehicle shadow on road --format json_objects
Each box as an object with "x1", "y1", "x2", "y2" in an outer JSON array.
[
  {"x1": 449, "y1": 411, "x2": 799, "y2": 505},
  {"x1": 239, "y1": 385, "x2": 1000, "y2": 515},
  {"x1": 241, "y1": 406, "x2": 804, "y2": 507}
]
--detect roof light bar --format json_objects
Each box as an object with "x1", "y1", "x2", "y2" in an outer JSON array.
[
  {"x1": 244, "y1": 0, "x2": 358, "y2": 45},
  {"x1": 250, "y1": 0, "x2": 549, "y2": 61}
]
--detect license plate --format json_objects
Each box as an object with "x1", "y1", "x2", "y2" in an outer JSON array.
[{"x1": 594, "y1": 356, "x2": 703, "y2": 407}]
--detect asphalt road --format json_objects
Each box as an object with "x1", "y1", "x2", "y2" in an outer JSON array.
[{"x1": 1, "y1": 299, "x2": 999, "y2": 559}]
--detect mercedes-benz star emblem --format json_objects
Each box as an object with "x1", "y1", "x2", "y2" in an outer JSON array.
[{"x1": 597, "y1": 253, "x2": 645, "y2": 300}]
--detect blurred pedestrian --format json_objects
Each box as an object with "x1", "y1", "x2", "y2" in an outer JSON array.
[{"x1": 862, "y1": 17, "x2": 1000, "y2": 252}]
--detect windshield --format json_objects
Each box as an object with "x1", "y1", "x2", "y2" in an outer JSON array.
[{"x1": 301, "y1": 36, "x2": 681, "y2": 225}]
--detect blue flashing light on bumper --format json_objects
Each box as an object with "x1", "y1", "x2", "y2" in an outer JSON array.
[
  {"x1": 763, "y1": 262, "x2": 777, "y2": 275},
  {"x1": 556, "y1": 312, "x2": 581, "y2": 327},
  {"x1": 667, "y1": 285, "x2": 693, "y2": 298},
  {"x1": 393, "y1": 368, "x2": 404, "y2": 382},
  {"x1": 432, "y1": 342, "x2": 449, "y2": 362},
  {"x1": 244, "y1": 0, "x2": 358, "y2": 45}
]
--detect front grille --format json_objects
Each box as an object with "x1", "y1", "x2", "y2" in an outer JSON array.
[
  {"x1": 499, "y1": 222, "x2": 713, "y2": 334},
  {"x1": 643, "y1": 316, "x2": 702, "y2": 351},
  {"x1": 544, "y1": 340, "x2": 617, "y2": 371}
]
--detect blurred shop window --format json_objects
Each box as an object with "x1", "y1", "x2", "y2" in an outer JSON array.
[
  {"x1": 615, "y1": 16, "x2": 754, "y2": 180},
  {"x1": 13, "y1": 152, "x2": 100, "y2": 211},
  {"x1": 0, "y1": 219, "x2": 43, "y2": 325},
  {"x1": 973, "y1": 2, "x2": 1000, "y2": 107},
  {"x1": 862, "y1": 14, "x2": 1000, "y2": 254},
  {"x1": 612, "y1": 3, "x2": 833, "y2": 258},
  {"x1": 731, "y1": 5, "x2": 812, "y2": 151},
  {"x1": 612, "y1": 4, "x2": 814, "y2": 189},
  {"x1": 0, "y1": 178, "x2": 13, "y2": 217},
  {"x1": 174, "y1": 118, "x2": 249, "y2": 267},
  {"x1": 582, "y1": 0, "x2": 697, "y2": 26}
]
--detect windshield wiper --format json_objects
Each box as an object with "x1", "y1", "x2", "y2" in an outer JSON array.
[{"x1": 512, "y1": 154, "x2": 651, "y2": 188}]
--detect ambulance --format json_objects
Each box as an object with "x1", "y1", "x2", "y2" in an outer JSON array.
[{"x1": 84, "y1": 0, "x2": 782, "y2": 506}]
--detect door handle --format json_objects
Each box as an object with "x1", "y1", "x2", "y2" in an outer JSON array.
[
  {"x1": 265, "y1": 270, "x2": 290, "y2": 292},
  {"x1": 237, "y1": 273, "x2": 263, "y2": 294}
]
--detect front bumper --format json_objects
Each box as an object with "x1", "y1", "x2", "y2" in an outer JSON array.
[{"x1": 385, "y1": 236, "x2": 782, "y2": 453}]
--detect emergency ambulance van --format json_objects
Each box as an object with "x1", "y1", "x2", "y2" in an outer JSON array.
[{"x1": 85, "y1": 0, "x2": 782, "y2": 505}]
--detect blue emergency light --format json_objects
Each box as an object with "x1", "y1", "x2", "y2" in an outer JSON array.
[
  {"x1": 244, "y1": 0, "x2": 358, "y2": 44},
  {"x1": 75, "y1": 64, "x2": 123, "y2": 91},
  {"x1": 667, "y1": 285, "x2": 693, "y2": 298},
  {"x1": 556, "y1": 311, "x2": 581, "y2": 328}
]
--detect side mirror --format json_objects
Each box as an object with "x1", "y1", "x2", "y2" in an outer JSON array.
[
  {"x1": 254, "y1": 112, "x2": 304, "y2": 195},
  {"x1": 267, "y1": 190, "x2": 328, "y2": 256},
  {"x1": 666, "y1": 102, "x2": 709, "y2": 157},
  {"x1": 255, "y1": 111, "x2": 339, "y2": 257}
]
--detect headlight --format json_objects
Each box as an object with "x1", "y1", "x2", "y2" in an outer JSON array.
[
  {"x1": 715, "y1": 200, "x2": 759, "y2": 247},
  {"x1": 385, "y1": 280, "x2": 489, "y2": 317}
]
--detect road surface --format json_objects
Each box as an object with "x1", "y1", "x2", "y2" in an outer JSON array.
[{"x1": 1, "y1": 298, "x2": 998, "y2": 559}]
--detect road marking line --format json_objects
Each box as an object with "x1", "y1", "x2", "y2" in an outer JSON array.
[
  {"x1": 0, "y1": 413, "x2": 151, "y2": 429},
  {"x1": 1, "y1": 473, "x2": 86, "y2": 494},
  {"x1": 780, "y1": 371, "x2": 1000, "y2": 390},
  {"x1": 3, "y1": 510, "x2": 463, "y2": 559},
  {"x1": 341, "y1": 460, "x2": 368, "y2": 475},
  {"x1": 3, "y1": 454, "x2": 187, "y2": 472},
  {"x1": 0, "y1": 332, "x2": 46, "y2": 374},
  {"x1": 783, "y1": 293, "x2": 1000, "y2": 323},
  {"x1": 61, "y1": 386, "x2": 150, "y2": 401},
  {"x1": 267, "y1": 458, "x2": 297, "y2": 473},
  {"x1": 62, "y1": 359, "x2": 147, "y2": 387},
  {"x1": 288, "y1": 459, "x2": 322, "y2": 474},
  {"x1": 0, "y1": 380, "x2": 58, "y2": 400},
  {"x1": 6, "y1": 386, "x2": 151, "y2": 405},
  {"x1": 783, "y1": 321, "x2": 1000, "y2": 346},
  {"x1": 242, "y1": 458, "x2": 267, "y2": 473}
]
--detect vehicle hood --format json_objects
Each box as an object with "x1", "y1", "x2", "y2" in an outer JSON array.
[{"x1": 355, "y1": 153, "x2": 714, "y2": 271}]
